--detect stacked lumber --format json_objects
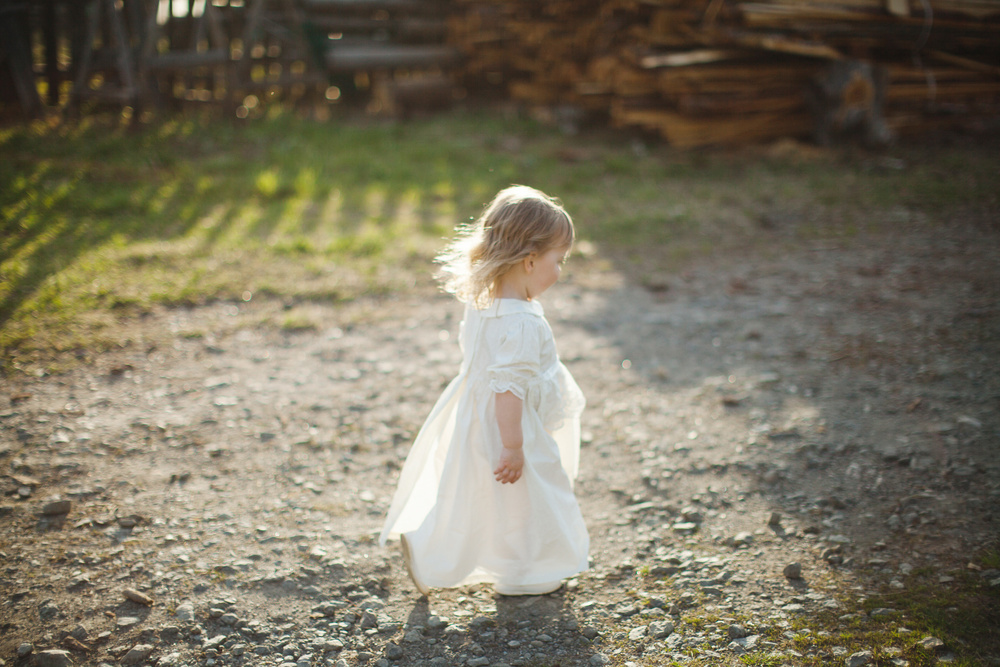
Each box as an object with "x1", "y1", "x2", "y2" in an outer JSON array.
[{"x1": 448, "y1": 0, "x2": 1000, "y2": 147}]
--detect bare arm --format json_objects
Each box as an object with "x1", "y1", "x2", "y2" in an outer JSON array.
[{"x1": 493, "y1": 391, "x2": 524, "y2": 484}]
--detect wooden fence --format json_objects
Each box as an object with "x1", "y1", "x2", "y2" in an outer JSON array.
[{"x1": 1, "y1": 0, "x2": 459, "y2": 118}]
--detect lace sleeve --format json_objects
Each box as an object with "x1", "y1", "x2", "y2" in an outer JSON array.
[{"x1": 486, "y1": 318, "x2": 541, "y2": 399}]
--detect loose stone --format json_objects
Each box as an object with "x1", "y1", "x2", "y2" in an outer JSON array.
[
  {"x1": 123, "y1": 588, "x2": 154, "y2": 606},
  {"x1": 33, "y1": 650, "x2": 73, "y2": 667},
  {"x1": 728, "y1": 533, "x2": 754, "y2": 548},
  {"x1": 847, "y1": 650, "x2": 874, "y2": 667},
  {"x1": 918, "y1": 637, "x2": 944, "y2": 651},
  {"x1": 42, "y1": 499, "x2": 72, "y2": 516},
  {"x1": 783, "y1": 562, "x2": 803, "y2": 579},
  {"x1": 174, "y1": 602, "x2": 196, "y2": 621},
  {"x1": 121, "y1": 645, "x2": 154, "y2": 665},
  {"x1": 38, "y1": 601, "x2": 60, "y2": 620},
  {"x1": 648, "y1": 620, "x2": 674, "y2": 639},
  {"x1": 870, "y1": 608, "x2": 896, "y2": 617}
]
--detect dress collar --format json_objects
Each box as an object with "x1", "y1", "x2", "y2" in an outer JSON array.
[{"x1": 479, "y1": 298, "x2": 544, "y2": 318}]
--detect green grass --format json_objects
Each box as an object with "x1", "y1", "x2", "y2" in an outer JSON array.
[{"x1": 2, "y1": 108, "x2": 998, "y2": 376}]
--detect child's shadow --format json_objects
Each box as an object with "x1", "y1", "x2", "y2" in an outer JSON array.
[
  {"x1": 493, "y1": 592, "x2": 596, "y2": 663},
  {"x1": 404, "y1": 590, "x2": 598, "y2": 664}
]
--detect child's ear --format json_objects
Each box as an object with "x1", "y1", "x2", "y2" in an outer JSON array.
[{"x1": 523, "y1": 253, "x2": 537, "y2": 272}]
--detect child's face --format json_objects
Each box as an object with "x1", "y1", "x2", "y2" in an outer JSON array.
[{"x1": 527, "y1": 245, "x2": 569, "y2": 299}]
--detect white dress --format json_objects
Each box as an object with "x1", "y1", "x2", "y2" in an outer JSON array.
[{"x1": 379, "y1": 298, "x2": 589, "y2": 590}]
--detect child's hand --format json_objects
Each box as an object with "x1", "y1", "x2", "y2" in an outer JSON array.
[{"x1": 494, "y1": 446, "x2": 524, "y2": 484}]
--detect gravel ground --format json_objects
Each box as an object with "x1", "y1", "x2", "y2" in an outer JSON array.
[{"x1": 2, "y1": 220, "x2": 998, "y2": 667}]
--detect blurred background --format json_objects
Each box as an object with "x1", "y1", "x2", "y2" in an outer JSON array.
[{"x1": 3, "y1": 0, "x2": 1000, "y2": 143}]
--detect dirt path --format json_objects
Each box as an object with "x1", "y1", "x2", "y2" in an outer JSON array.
[{"x1": 2, "y1": 221, "x2": 998, "y2": 667}]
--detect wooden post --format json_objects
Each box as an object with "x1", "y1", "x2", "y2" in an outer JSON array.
[
  {"x1": 68, "y1": 0, "x2": 142, "y2": 111},
  {"x1": 0, "y1": 2, "x2": 44, "y2": 117},
  {"x1": 43, "y1": 0, "x2": 60, "y2": 106}
]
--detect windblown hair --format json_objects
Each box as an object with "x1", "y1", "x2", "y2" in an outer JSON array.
[{"x1": 437, "y1": 185, "x2": 574, "y2": 308}]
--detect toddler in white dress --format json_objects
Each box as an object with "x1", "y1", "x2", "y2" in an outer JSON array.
[{"x1": 379, "y1": 185, "x2": 589, "y2": 596}]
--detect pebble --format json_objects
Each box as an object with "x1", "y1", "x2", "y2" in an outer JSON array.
[
  {"x1": 728, "y1": 624, "x2": 749, "y2": 640},
  {"x1": 122, "y1": 645, "x2": 154, "y2": 665},
  {"x1": 33, "y1": 650, "x2": 72, "y2": 667},
  {"x1": 728, "y1": 635, "x2": 760, "y2": 654},
  {"x1": 426, "y1": 615, "x2": 448, "y2": 630},
  {"x1": 123, "y1": 588, "x2": 154, "y2": 606},
  {"x1": 728, "y1": 532, "x2": 754, "y2": 548},
  {"x1": 672, "y1": 522, "x2": 698, "y2": 534},
  {"x1": 783, "y1": 562, "x2": 803, "y2": 579},
  {"x1": 870, "y1": 608, "x2": 896, "y2": 617},
  {"x1": 174, "y1": 602, "x2": 196, "y2": 621},
  {"x1": 38, "y1": 601, "x2": 60, "y2": 620},
  {"x1": 648, "y1": 620, "x2": 673, "y2": 639},
  {"x1": 918, "y1": 637, "x2": 944, "y2": 651},
  {"x1": 42, "y1": 499, "x2": 72, "y2": 516},
  {"x1": 847, "y1": 650, "x2": 874, "y2": 667}
]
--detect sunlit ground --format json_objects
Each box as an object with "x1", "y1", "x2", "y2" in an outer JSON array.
[{"x1": 2, "y1": 108, "x2": 998, "y2": 375}]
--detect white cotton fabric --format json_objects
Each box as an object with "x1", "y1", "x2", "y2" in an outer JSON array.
[{"x1": 379, "y1": 298, "x2": 589, "y2": 589}]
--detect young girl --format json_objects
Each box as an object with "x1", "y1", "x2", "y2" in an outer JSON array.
[{"x1": 379, "y1": 185, "x2": 589, "y2": 596}]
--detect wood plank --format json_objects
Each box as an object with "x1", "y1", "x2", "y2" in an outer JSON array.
[
  {"x1": 309, "y1": 16, "x2": 448, "y2": 40},
  {"x1": 885, "y1": 81, "x2": 1000, "y2": 100},
  {"x1": 758, "y1": 0, "x2": 1000, "y2": 19},
  {"x1": 612, "y1": 103, "x2": 814, "y2": 147},
  {"x1": 738, "y1": 2, "x2": 999, "y2": 31},
  {"x1": 926, "y1": 50, "x2": 1000, "y2": 77},
  {"x1": 324, "y1": 43, "x2": 461, "y2": 70},
  {"x1": 640, "y1": 49, "x2": 746, "y2": 68},
  {"x1": 720, "y1": 30, "x2": 846, "y2": 59}
]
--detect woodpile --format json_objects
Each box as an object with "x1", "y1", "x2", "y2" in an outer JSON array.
[{"x1": 448, "y1": 0, "x2": 1000, "y2": 147}]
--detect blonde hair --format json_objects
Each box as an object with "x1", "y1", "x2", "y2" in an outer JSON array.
[{"x1": 437, "y1": 185, "x2": 574, "y2": 308}]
